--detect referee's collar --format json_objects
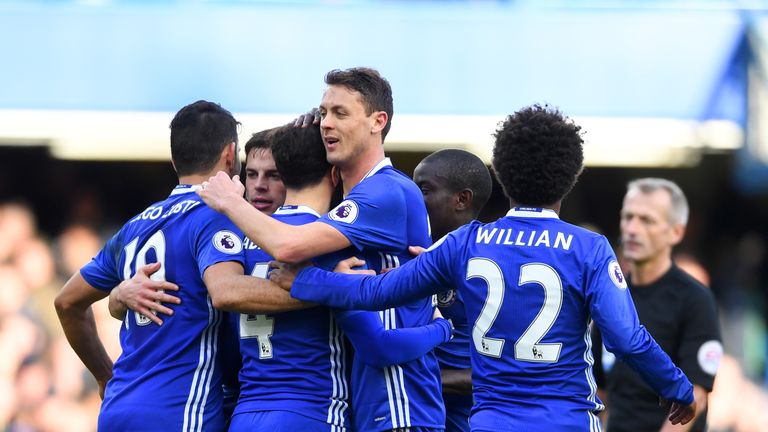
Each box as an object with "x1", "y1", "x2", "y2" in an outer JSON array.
[{"x1": 506, "y1": 207, "x2": 560, "y2": 219}]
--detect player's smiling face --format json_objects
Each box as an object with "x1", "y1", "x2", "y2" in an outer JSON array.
[
  {"x1": 620, "y1": 188, "x2": 683, "y2": 265},
  {"x1": 244, "y1": 148, "x2": 286, "y2": 215},
  {"x1": 318, "y1": 85, "x2": 378, "y2": 167}
]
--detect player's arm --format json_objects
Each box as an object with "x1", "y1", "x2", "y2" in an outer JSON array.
[
  {"x1": 197, "y1": 172, "x2": 351, "y2": 263},
  {"x1": 337, "y1": 308, "x2": 452, "y2": 368},
  {"x1": 270, "y1": 233, "x2": 459, "y2": 310},
  {"x1": 441, "y1": 368, "x2": 472, "y2": 395},
  {"x1": 54, "y1": 272, "x2": 113, "y2": 399},
  {"x1": 205, "y1": 261, "x2": 313, "y2": 313}
]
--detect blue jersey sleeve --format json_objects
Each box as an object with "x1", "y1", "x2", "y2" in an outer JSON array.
[
  {"x1": 80, "y1": 232, "x2": 124, "y2": 291},
  {"x1": 192, "y1": 208, "x2": 246, "y2": 279},
  {"x1": 336, "y1": 310, "x2": 452, "y2": 368},
  {"x1": 291, "y1": 229, "x2": 463, "y2": 310},
  {"x1": 319, "y1": 176, "x2": 408, "y2": 251},
  {"x1": 586, "y1": 236, "x2": 694, "y2": 405}
]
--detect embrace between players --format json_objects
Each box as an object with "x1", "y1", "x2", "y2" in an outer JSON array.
[{"x1": 56, "y1": 67, "x2": 714, "y2": 432}]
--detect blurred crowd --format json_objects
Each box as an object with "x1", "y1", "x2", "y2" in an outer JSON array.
[
  {"x1": 0, "y1": 202, "x2": 120, "y2": 432},
  {"x1": 0, "y1": 200, "x2": 766, "y2": 431}
]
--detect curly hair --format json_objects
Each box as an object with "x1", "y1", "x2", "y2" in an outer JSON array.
[{"x1": 492, "y1": 104, "x2": 584, "y2": 206}]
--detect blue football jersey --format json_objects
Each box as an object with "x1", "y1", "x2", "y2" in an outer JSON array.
[
  {"x1": 291, "y1": 207, "x2": 696, "y2": 432},
  {"x1": 235, "y1": 205, "x2": 350, "y2": 430},
  {"x1": 319, "y1": 158, "x2": 445, "y2": 431},
  {"x1": 80, "y1": 184, "x2": 246, "y2": 432}
]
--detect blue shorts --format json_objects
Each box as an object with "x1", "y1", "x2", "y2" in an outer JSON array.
[{"x1": 229, "y1": 410, "x2": 336, "y2": 432}]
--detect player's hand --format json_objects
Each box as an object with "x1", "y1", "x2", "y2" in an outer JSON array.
[
  {"x1": 197, "y1": 171, "x2": 245, "y2": 213},
  {"x1": 661, "y1": 397, "x2": 696, "y2": 425},
  {"x1": 268, "y1": 260, "x2": 312, "y2": 291},
  {"x1": 408, "y1": 245, "x2": 427, "y2": 256},
  {"x1": 333, "y1": 256, "x2": 375, "y2": 275},
  {"x1": 115, "y1": 262, "x2": 180, "y2": 326},
  {"x1": 432, "y1": 307, "x2": 444, "y2": 321},
  {"x1": 293, "y1": 108, "x2": 321, "y2": 127}
]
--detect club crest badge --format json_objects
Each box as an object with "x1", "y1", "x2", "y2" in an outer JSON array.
[
  {"x1": 437, "y1": 290, "x2": 456, "y2": 307},
  {"x1": 213, "y1": 230, "x2": 244, "y2": 254},
  {"x1": 329, "y1": 200, "x2": 359, "y2": 223},
  {"x1": 608, "y1": 260, "x2": 627, "y2": 289}
]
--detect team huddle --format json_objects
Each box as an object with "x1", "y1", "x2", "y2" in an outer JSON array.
[{"x1": 56, "y1": 68, "x2": 710, "y2": 432}]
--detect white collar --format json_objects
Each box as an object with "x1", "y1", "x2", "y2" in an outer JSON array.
[
  {"x1": 170, "y1": 184, "x2": 200, "y2": 196},
  {"x1": 273, "y1": 205, "x2": 321, "y2": 218},
  {"x1": 505, "y1": 207, "x2": 560, "y2": 219},
  {"x1": 362, "y1": 157, "x2": 393, "y2": 180}
]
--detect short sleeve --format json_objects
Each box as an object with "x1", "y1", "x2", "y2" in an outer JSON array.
[
  {"x1": 193, "y1": 208, "x2": 247, "y2": 278},
  {"x1": 676, "y1": 282, "x2": 722, "y2": 391},
  {"x1": 319, "y1": 176, "x2": 407, "y2": 251},
  {"x1": 80, "y1": 232, "x2": 124, "y2": 292}
]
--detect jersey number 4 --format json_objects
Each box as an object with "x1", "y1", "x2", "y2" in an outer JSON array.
[
  {"x1": 468, "y1": 258, "x2": 563, "y2": 362},
  {"x1": 239, "y1": 263, "x2": 275, "y2": 359}
]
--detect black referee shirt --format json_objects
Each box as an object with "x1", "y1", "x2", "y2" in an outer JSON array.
[{"x1": 593, "y1": 264, "x2": 721, "y2": 432}]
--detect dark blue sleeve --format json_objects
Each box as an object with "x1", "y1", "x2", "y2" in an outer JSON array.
[
  {"x1": 586, "y1": 236, "x2": 694, "y2": 405},
  {"x1": 291, "y1": 229, "x2": 462, "y2": 310},
  {"x1": 336, "y1": 310, "x2": 452, "y2": 368}
]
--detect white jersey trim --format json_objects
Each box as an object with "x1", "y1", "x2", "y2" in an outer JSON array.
[
  {"x1": 506, "y1": 207, "x2": 560, "y2": 219},
  {"x1": 170, "y1": 184, "x2": 200, "y2": 196},
  {"x1": 379, "y1": 252, "x2": 412, "y2": 429},
  {"x1": 274, "y1": 205, "x2": 321, "y2": 218},
  {"x1": 362, "y1": 157, "x2": 393, "y2": 181},
  {"x1": 182, "y1": 295, "x2": 221, "y2": 432}
]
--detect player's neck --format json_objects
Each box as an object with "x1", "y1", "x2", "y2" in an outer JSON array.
[
  {"x1": 284, "y1": 186, "x2": 332, "y2": 215},
  {"x1": 340, "y1": 145, "x2": 385, "y2": 195},
  {"x1": 629, "y1": 255, "x2": 673, "y2": 286},
  {"x1": 178, "y1": 173, "x2": 214, "y2": 186}
]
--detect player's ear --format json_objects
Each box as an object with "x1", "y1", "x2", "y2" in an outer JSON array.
[
  {"x1": 669, "y1": 223, "x2": 685, "y2": 246},
  {"x1": 370, "y1": 111, "x2": 388, "y2": 136},
  {"x1": 455, "y1": 189, "x2": 473, "y2": 212},
  {"x1": 222, "y1": 141, "x2": 237, "y2": 166}
]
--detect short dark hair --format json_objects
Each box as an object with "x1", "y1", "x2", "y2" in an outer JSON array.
[
  {"x1": 325, "y1": 67, "x2": 394, "y2": 140},
  {"x1": 421, "y1": 149, "x2": 492, "y2": 216},
  {"x1": 270, "y1": 123, "x2": 330, "y2": 189},
  {"x1": 170, "y1": 100, "x2": 239, "y2": 176},
  {"x1": 244, "y1": 126, "x2": 280, "y2": 157},
  {"x1": 492, "y1": 104, "x2": 584, "y2": 206}
]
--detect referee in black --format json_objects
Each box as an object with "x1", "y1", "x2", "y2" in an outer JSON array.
[{"x1": 593, "y1": 178, "x2": 722, "y2": 432}]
